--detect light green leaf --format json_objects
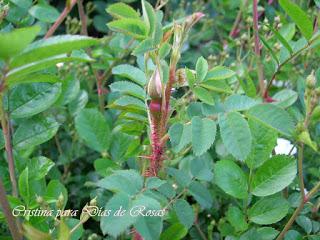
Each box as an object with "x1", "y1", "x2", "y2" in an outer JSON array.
[
  {"x1": 169, "y1": 123, "x2": 192, "y2": 153},
  {"x1": 273, "y1": 89, "x2": 298, "y2": 108},
  {"x1": 110, "y1": 81, "x2": 146, "y2": 100},
  {"x1": 7, "y1": 73, "x2": 60, "y2": 87},
  {"x1": 268, "y1": 24, "x2": 293, "y2": 54},
  {"x1": 186, "y1": 68, "x2": 196, "y2": 87},
  {"x1": 28, "y1": 156, "x2": 54, "y2": 180},
  {"x1": 97, "y1": 170, "x2": 143, "y2": 195},
  {"x1": 45, "y1": 180, "x2": 68, "y2": 208},
  {"x1": 200, "y1": 80, "x2": 232, "y2": 94},
  {"x1": 0, "y1": 26, "x2": 40, "y2": 59},
  {"x1": 29, "y1": 4, "x2": 60, "y2": 23},
  {"x1": 111, "y1": 96, "x2": 146, "y2": 112},
  {"x1": 246, "y1": 119, "x2": 278, "y2": 169},
  {"x1": 173, "y1": 199, "x2": 195, "y2": 229},
  {"x1": 132, "y1": 38, "x2": 155, "y2": 55},
  {"x1": 205, "y1": 66, "x2": 235, "y2": 81},
  {"x1": 191, "y1": 117, "x2": 216, "y2": 156},
  {"x1": 251, "y1": 155, "x2": 297, "y2": 196},
  {"x1": 22, "y1": 224, "x2": 52, "y2": 240},
  {"x1": 107, "y1": 18, "x2": 148, "y2": 39},
  {"x1": 194, "y1": 86, "x2": 214, "y2": 105},
  {"x1": 75, "y1": 108, "x2": 111, "y2": 153},
  {"x1": 94, "y1": 158, "x2": 120, "y2": 177},
  {"x1": 224, "y1": 95, "x2": 259, "y2": 112},
  {"x1": 246, "y1": 104, "x2": 295, "y2": 136},
  {"x1": 218, "y1": 112, "x2": 252, "y2": 161},
  {"x1": 226, "y1": 206, "x2": 248, "y2": 232},
  {"x1": 142, "y1": 0, "x2": 156, "y2": 36},
  {"x1": 196, "y1": 56, "x2": 208, "y2": 82},
  {"x1": 106, "y1": 2, "x2": 140, "y2": 19},
  {"x1": 160, "y1": 223, "x2": 187, "y2": 240},
  {"x1": 112, "y1": 64, "x2": 147, "y2": 86},
  {"x1": 279, "y1": 0, "x2": 313, "y2": 40},
  {"x1": 214, "y1": 160, "x2": 248, "y2": 199},
  {"x1": 188, "y1": 181, "x2": 212, "y2": 209},
  {"x1": 68, "y1": 90, "x2": 88, "y2": 116},
  {"x1": 10, "y1": 35, "x2": 99, "y2": 68},
  {"x1": 257, "y1": 227, "x2": 279, "y2": 240},
  {"x1": 8, "y1": 83, "x2": 61, "y2": 119},
  {"x1": 13, "y1": 115, "x2": 59, "y2": 150},
  {"x1": 58, "y1": 220, "x2": 70, "y2": 240},
  {"x1": 19, "y1": 168, "x2": 30, "y2": 206},
  {"x1": 146, "y1": 177, "x2": 166, "y2": 189},
  {"x1": 248, "y1": 195, "x2": 290, "y2": 225}
]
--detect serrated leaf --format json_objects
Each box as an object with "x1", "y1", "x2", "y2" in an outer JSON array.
[
  {"x1": 10, "y1": 35, "x2": 99, "y2": 68},
  {"x1": 169, "y1": 123, "x2": 192, "y2": 152},
  {"x1": 246, "y1": 119, "x2": 278, "y2": 169},
  {"x1": 106, "y1": 2, "x2": 140, "y2": 19},
  {"x1": 246, "y1": 104, "x2": 294, "y2": 137},
  {"x1": 112, "y1": 64, "x2": 147, "y2": 86},
  {"x1": 190, "y1": 153, "x2": 213, "y2": 181},
  {"x1": 173, "y1": 199, "x2": 195, "y2": 229},
  {"x1": 196, "y1": 56, "x2": 208, "y2": 82},
  {"x1": 188, "y1": 181, "x2": 212, "y2": 209},
  {"x1": 224, "y1": 94, "x2": 259, "y2": 112},
  {"x1": 75, "y1": 108, "x2": 110, "y2": 153},
  {"x1": 97, "y1": 170, "x2": 143, "y2": 195},
  {"x1": 0, "y1": 26, "x2": 40, "y2": 59},
  {"x1": 296, "y1": 216, "x2": 312, "y2": 234},
  {"x1": 7, "y1": 83, "x2": 61, "y2": 119},
  {"x1": 107, "y1": 18, "x2": 148, "y2": 39},
  {"x1": 193, "y1": 86, "x2": 214, "y2": 105},
  {"x1": 218, "y1": 112, "x2": 252, "y2": 161},
  {"x1": 273, "y1": 89, "x2": 298, "y2": 108},
  {"x1": 205, "y1": 66, "x2": 235, "y2": 80},
  {"x1": 191, "y1": 117, "x2": 216, "y2": 156},
  {"x1": 248, "y1": 195, "x2": 290, "y2": 225},
  {"x1": 279, "y1": 0, "x2": 313, "y2": 40},
  {"x1": 111, "y1": 96, "x2": 146, "y2": 112},
  {"x1": 94, "y1": 158, "x2": 120, "y2": 177},
  {"x1": 251, "y1": 155, "x2": 297, "y2": 196},
  {"x1": 13, "y1": 115, "x2": 59, "y2": 150},
  {"x1": 200, "y1": 80, "x2": 232, "y2": 94},
  {"x1": 110, "y1": 81, "x2": 146, "y2": 100},
  {"x1": 214, "y1": 160, "x2": 248, "y2": 199}
]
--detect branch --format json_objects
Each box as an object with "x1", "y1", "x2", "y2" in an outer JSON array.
[
  {"x1": 44, "y1": 0, "x2": 78, "y2": 39},
  {"x1": 229, "y1": 0, "x2": 248, "y2": 38},
  {"x1": 0, "y1": 178, "x2": 22, "y2": 240},
  {"x1": 77, "y1": 0, "x2": 88, "y2": 36}
]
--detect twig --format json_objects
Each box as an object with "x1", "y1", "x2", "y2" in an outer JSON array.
[
  {"x1": 0, "y1": 178, "x2": 22, "y2": 240},
  {"x1": 77, "y1": 0, "x2": 88, "y2": 36},
  {"x1": 297, "y1": 144, "x2": 306, "y2": 201},
  {"x1": 0, "y1": 94, "x2": 18, "y2": 197},
  {"x1": 229, "y1": 0, "x2": 248, "y2": 38},
  {"x1": 44, "y1": 0, "x2": 78, "y2": 39},
  {"x1": 253, "y1": 0, "x2": 265, "y2": 95}
]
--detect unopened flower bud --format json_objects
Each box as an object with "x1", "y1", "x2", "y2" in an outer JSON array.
[
  {"x1": 185, "y1": 12, "x2": 205, "y2": 29},
  {"x1": 147, "y1": 67, "x2": 162, "y2": 99},
  {"x1": 306, "y1": 71, "x2": 316, "y2": 89}
]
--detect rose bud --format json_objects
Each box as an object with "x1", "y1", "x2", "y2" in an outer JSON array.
[{"x1": 148, "y1": 67, "x2": 162, "y2": 100}]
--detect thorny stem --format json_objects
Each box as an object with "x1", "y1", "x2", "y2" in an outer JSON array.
[
  {"x1": 77, "y1": 0, "x2": 88, "y2": 36},
  {"x1": 44, "y1": 0, "x2": 78, "y2": 38},
  {"x1": 0, "y1": 178, "x2": 22, "y2": 240},
  {"x1": 0, "y1": 93, "x2": 18, "y2": 197},
  {"x1": 253, "y1": 0, "x2": 265, "y2": 95}
]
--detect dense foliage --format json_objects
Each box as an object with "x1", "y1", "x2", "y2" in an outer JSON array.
[{"x1": 0, "y1": 0, "x2": 320, "y2": 239}]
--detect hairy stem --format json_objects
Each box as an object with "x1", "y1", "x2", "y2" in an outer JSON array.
[
  {"x1": 0, "y1": 94, "x2": 18, "y2": 197},
  {"x1": 44, "y1": 0, "x2": 78, "y2": 38},
  {"x1": 253, "y1": 0, "x2": 265, "y2": 95},
  {"x1": 0, "y1": 178, "x2": 22, "y2": 240}
]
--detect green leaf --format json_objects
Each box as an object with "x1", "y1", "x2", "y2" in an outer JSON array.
[
  {"x1": 191, "y1": 117, "x2": 216, "y2": 156},
  {"x1": 112, "y1": 64, "x2": 147, "y2": 86},
  {"x1": 58, "y1": 220, "x2": 70, "y2": 240},
  {"x1": 111, "y1": 96, "x2": 146, "y2": 112},
  {"x1": 279, "y1": 0, "x2": 313, "y2": 40},
  {"x1": 160, "y1": 223, "x2": 187, "y2": 240},
  {"x1": 45, "y1": 180, "x2": 68, "y2": 208},
  {"x1": 200, "y1": 80, "x2": 232, "y2": 94},
  {"x1": 296, "y1": 216, "x2": 312, "y2": 234},
  {"x1": 196, "y1": 56, "x2": 208, "y2": 82},
  {"x1": 28, "y1": 156, "x2": 54, "y2": 180},
  {"x1": 132, "y1": 38, "x2": 155, "y2": 55},
  {"x1": 7, "y1": 73, "x2": 60, "y2": 87},
  {"x1": 107, "y1": 18, "x2": 148, "y2": 39},
  {"x1": 272, "y1": 89, "x2": 298, "y2": 108},
  {"x1": 106, "y1": 2, "x2": 140, "y2": 19},
  {"x1": 23, "y1": 224, "x2": 52, "y2": 240},
  {"x1": 188, "y1": 181, "x2": 212, "y2": 209},
  {"x1": 190, "y1": 154, "x2": 213, "y2": 181},
  {"x1": 142, "y1": 0, "x2": 156, "y2": 36},
  {"x1": 0, "y1": 26, "x2": 40, "y2": 59},
  {"x1": 218, "y1": 112, "x2": 252, "y2": 161},
  {"x1": 260, "y1": 34, "x2": 280, "y2": 65},
  {"x1": 169, "y1": 123, "x2": 192, "y2": 153},
  {"x1": 29, "y1": 4, "x2": 60, "y2": 23},
  {"x1": 7, "y1": 52, "x2": 94, "y2": 81},
  {"x1": 10, "y1": 35, "x2": 99, "y2": 68},
  {"x1": 94, "y1": 158, "x2": 120, "y2": 177},
  {"x1": 268, "y1": 24, "x2": 293, "y2": 54},
  {"x1": 159, "y1": 43, "x2": 171, "y2": 59},
  {"x1": 257, "y1": 227, "x2": 279, "y2": 240},
  {"x1": 226, "y1": 206, "x2": 248, "y2": 232},
  {"x1": 205, "y1": 66, "x2": 235, "y2": 81},
  {"x1": 246, "y1": 119, "x2": 278, "y2": 169},
  {"x1": 110, "y1": 81, "x2": 146, "y2": 100},
  {"x1": 194, "y1": 86, "x2": 214, "y2": 105},
  {"x1": 145, "y1": 177, "x2": 166, "y2": 189},
  {"x1": 8, "y1": 83, "x2": 61, "y2": 119},
  {"x1": 19, "y1": 168, "x2": 30, "y2": 206},
  {"x1": 214, "y1": 160, "x2": 248, "y2": 199},
  {"x1": 75, "y1": 108, "x2": 111, "y2": 153},
  {"x1": 173, "y1": 199, "x2": 195, "y2": 229},
  {"x1": 68, "y1": 90, "x2": 88, "y2": 116},
  {"x1": 248, "y1": 195, "x2": 290, "y2": 225},
  {"x1": 100, "y1": 192, "x2": 136, "y2": 237},
  {"x1": 251, "y1": 155, "x2": 297, "y2": 196},
  {"x1": 246, "y1": 104, "x2": 295, "y2": 136},
  {"x1": 0, "y1": 129, "x2": 4, "y2": 150},
  {"x1": 224, "y1": 95, "x2": 259, "y2": 112},
  {"x1": 186, "y1": 68, "x2": 196, "y2": 87},
  {"x1": 13, "y1": 115, "x2": 59, "y2": 150},
  {"x1": 97, "y1": 170, "x2": 143, "y2": 195}
]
